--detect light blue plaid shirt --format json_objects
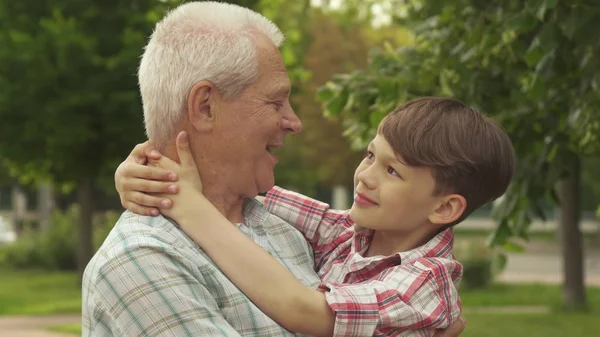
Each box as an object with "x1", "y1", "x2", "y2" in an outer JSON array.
[{"x1": 82, "y1": 199, "x2": 320, "y2": 336}]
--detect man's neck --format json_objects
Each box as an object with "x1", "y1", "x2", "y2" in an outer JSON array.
[
  {"x1": 162, "y1": 143, "x2": 246, "y2": 224},
  {"x1": 202, "y1": 186, "x2": 246, "y2": 224}
]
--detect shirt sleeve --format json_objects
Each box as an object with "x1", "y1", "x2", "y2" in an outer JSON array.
[
  {"x1": 319, "y1": 259, "x2": 462, "y2": 337},
  {"x1": 265, "y1": 186, "x2": 353, "y2": 253},
  {"x1": 90, "y1": 242, "x2": 242, "y2": 337}
]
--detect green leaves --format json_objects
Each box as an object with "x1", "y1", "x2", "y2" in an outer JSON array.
[
  {"x1": 316, "y1": 0, "x2": 600, "y2": 273},
  {"x1": 0, "y1": 0, "x2": 177, "y2": 187}
]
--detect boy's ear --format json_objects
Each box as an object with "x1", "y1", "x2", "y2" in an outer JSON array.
[{"x1": 429, "y1": 194, "x2": 467, "y2": 227}]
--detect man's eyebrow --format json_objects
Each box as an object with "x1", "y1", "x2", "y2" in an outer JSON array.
[{"x1": 269, "y1": 84, "x2": 291, "y2": 99}]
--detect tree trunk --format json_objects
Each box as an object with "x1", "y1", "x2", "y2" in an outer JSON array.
[
  {"x1": 37, "y1": 183, "x2": 54, "y2": 230},
  {"x1": 332, "y1": 185, "x2": 349, "y2": 210},
  {"x1": 11, "y1": 184, "x2": 27, "y2": 235},
  {"x1": 77, "y1": 175, "x2": 95, "y2": 282},
  {"x1": 557, "y1": 155, "x2": 587, "y2": 310}
]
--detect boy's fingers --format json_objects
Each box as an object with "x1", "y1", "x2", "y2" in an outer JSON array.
[
  {"x1": 432, "y1": 316, "x2": 466, "y2": 337},
  {"x1": 144, "y1": 140, "x2": 162, "y2": 161},
  {"x1": 124, "y1": 191, "x2": 173, "y2": 209},
  {"x1": 123, "y1": 202, "x2": 160, "y2": 217},
  {"x1": 130, "y1": 142, "x2": 151, "y2": 165},
  {"x1": 122, "y1": 163, "x2": 177, "y2": 182},
  {"x1": 175, "y1": 131, "x2": 195, "y2": 167},
  {"x1": 458, "y1": 316, "x2": 467, "y2": 331},
  {"x1": 122, "y1": 178, "x2": 179, "y2": 194}
]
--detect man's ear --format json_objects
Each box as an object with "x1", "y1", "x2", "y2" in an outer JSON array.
[
  {"x1": 188, "y1": 81, "x2": 216, "y2": 132},
  {"x1": 429, "y1": 194, "x2": 467, "y2": 227}
]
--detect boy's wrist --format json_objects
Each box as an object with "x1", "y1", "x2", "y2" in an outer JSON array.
[{"x1": 170, "y1": 190, "x2": 212, "y2": 225}]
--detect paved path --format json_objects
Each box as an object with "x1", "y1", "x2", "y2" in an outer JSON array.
[
  {"x1": 495, "y1": 239, "x2": 600, "y2": 286},
  {"x1": 499, "y1": 253, "x2": 600, "y2": 285},
  {"x1": 0, "y1": 314, "x2": 80, "y2": 337},
  {"x1": 459, "y1": 217, "x2": 600, "y2": 234}
]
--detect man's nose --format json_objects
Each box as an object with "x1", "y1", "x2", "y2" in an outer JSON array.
[{"x1": 281, "y1": 104, "x2": 302, "y2": 134}]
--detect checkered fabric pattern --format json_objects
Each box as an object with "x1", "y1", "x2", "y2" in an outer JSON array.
[
  {"x1": 82, "y1": 198, "x2": 321, "y2": 337},
  {"x1": 265, "y1": 186, "x2": 463, "y2": 337}
]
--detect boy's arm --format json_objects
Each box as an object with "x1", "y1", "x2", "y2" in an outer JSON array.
[
  {"x1": 151, "y1": 133, "x2": 335, "y2": 337},
  {"x1": 264, "y1": 186, "x2": 353, "y2": 251},
  {"x1": 173, "y1": 197, "x2": 336, "y2": 337},
  {"x1": 320, "y1": 259, "x2": 462, "y2": 336},
  {"x1": 147, "y1": 133, "x2": 462, "y2": 337},
  {"x1": 164, "y1": 189, "x2": 460, "y2": 337},
  {"x1": 179, "y1": 204, "x2": 462, "y2": 337}
]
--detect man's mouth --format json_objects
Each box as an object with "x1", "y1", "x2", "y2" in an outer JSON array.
[
  {"x1": 266, "y1": 144, "x2": 282, "y2": 164},
  {"x1": 266, "y1": 144, "x2": 282, "y2": 153}
]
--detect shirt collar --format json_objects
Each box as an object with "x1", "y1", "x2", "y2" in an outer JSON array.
[
  {"x1": 241, "y1": 197, "x2": 269, "y2": 228},
  {"x1": 353, "y1": 226, "x2": 455, "y2": 265}
]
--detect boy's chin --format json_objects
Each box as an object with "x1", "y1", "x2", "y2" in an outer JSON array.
[{"x1": 349, "y1": 206, "x2": 370, "y2": 227}]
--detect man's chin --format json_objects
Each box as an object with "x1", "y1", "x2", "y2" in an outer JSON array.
[
  {"x1": 257, "y1": 183, "x2": 275, "y2": 194},
  {"x1": 256, "y1": 175, "x2": 275, "y2": 194}
]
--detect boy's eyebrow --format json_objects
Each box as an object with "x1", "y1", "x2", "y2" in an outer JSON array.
[{"x1": 384, "y1": 153, "x2": 402, "y2": 165}]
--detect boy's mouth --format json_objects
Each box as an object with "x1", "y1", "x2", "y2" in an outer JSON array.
[{"x1": 354, "y1": 193, "x2": 378, "y2": 206}]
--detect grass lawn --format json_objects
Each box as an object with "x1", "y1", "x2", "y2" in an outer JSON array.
[
  {"x1": 49, "y1": 311, "x2": 600, "y2": 337},
  {"x1": 0, "y1": 269, "x2": 81, "y2": 315},
  {"x1": 460, "y1": 283, "x2": 600, "y2": 307},
  {"x1": 459, "y1": 283, "x2": 600, "y2": 336},
  {"x1": 48, "y1": 323, "x2": 82, "y2": 335},
  {"x1": 461, "y1": 311, "x2": 599, "y2": 337},
  {"x1": 1, "y1": 269, "x2": 599, "y2": 336}
]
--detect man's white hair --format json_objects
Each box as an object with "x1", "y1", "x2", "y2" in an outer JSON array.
[{"x1": 138, "y1": 1, "x2": 284, "y2": 145}]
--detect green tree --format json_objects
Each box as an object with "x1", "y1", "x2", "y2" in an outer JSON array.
[
  {"x1": 0, "y1": 0, "x2": 299, "y2": 278},
  {"x1": 267, "y1": 2, "x2": 415, "y2": 195},
  {"x1": 292, "y1": 9, "x2": 415, "y2": 191},
  {"x1": 0, "y1": 0, "x2": 181, "y2": 279},
  {"x1": 317, "y1": 0, "x2": 600, "y2": 309}
]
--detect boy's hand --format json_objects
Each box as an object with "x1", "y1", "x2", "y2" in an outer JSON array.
[
  {"x1": 433, "y1": 315, "x2": 466, "y2": 337},
  {"x1": 115, "y1": 141, "x2": 179, "y2": 216},
  {"x1": 150, "y1": 131, "x2": 207, "y2": 224}
]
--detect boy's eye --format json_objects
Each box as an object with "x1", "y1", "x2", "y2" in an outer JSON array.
[
  {"x1": 366, "y1": 151, "x2": 374, "y2": 160},
  {"x1": 387, "y1": 166, "x2": 400, "y2": 177}
]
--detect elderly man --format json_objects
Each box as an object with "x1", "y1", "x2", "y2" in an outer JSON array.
[{"x1": 82, "y1": 2, "x2": 466, "y2": 336}]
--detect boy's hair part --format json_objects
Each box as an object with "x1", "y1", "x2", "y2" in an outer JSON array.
[{"x1": 379, "y1": 96, "x2": 516, "y2": 227}]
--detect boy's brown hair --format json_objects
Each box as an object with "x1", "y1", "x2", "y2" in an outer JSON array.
[{"x1": 379, "y1": 97, "x2": 515, "y2": 226}]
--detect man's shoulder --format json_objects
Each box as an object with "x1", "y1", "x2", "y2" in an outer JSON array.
[
  {"x1": 84, "y1": 211, "x2": 198, "y2": 283},
  {"x1": 103, "y1": 211, "x2": 191, "y2": 250}
]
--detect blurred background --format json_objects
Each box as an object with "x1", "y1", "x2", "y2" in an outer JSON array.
[{"x1": 0, "y1": 0, "x2": 599, "y2": 336}]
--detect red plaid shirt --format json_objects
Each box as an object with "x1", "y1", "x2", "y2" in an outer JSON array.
[{"x1": 265, "y1": 186, "x2": 463, "y2": 337}]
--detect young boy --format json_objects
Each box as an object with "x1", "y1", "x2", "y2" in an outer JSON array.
[{"x1": 116, "y1": 97, "x2": 515, "y2": 336}]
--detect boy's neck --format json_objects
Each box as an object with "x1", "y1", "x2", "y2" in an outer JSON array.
[{"x1": 364, "y1": 228, "x2": 436, "y2": 257}]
